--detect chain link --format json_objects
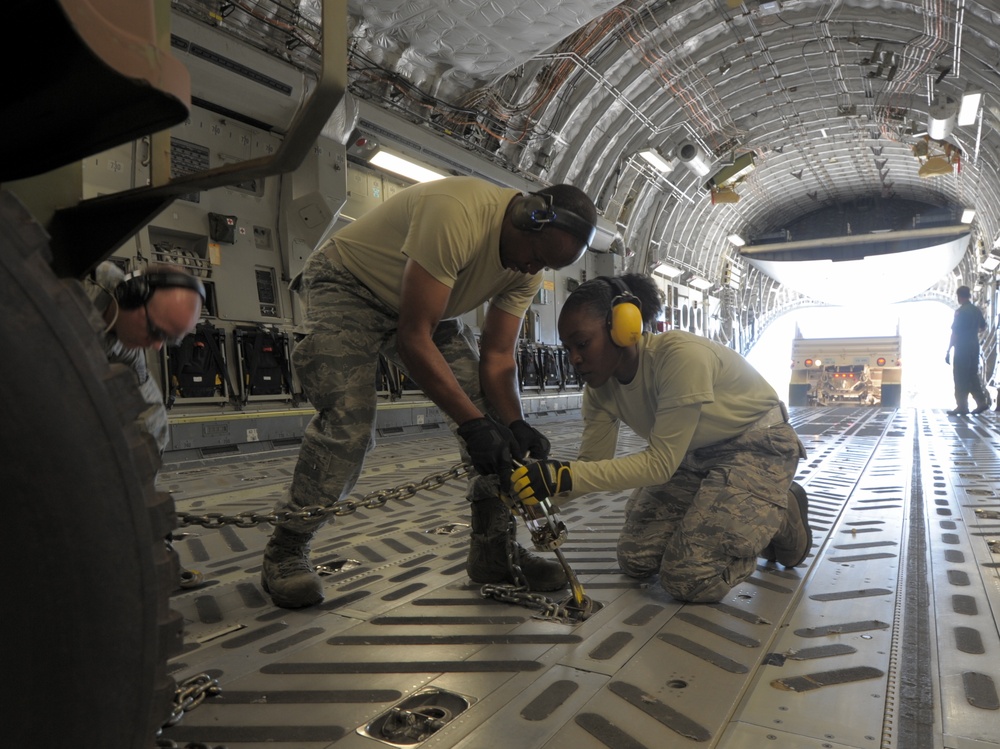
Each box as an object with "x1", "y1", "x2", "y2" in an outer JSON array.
[
  {"x1": 480, "y1": 582, "x2": 582, "y2": 622},
  {"x1": 164, "y1": 458, "x2": 586, "y2": 749},
  {"x1": 163, "y1": 462, "x2": 472, "y2": 746},
  {"x1": 175, "y1": 462, "x2": 473, "y2": 529},
  {"x1": 174, "y1": 457, "x2": 592, "y2": 623},
  {"x1": 478, "y1": 507, "x2": 589, "y2": 624},
  {"x1": 162, "y1": 673, "x2": 223, "y2": 729},
  {"x1": 154, "y1": 674, "x2": 227, "y2": 748}
]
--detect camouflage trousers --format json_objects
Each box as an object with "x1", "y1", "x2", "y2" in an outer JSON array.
[
  {"x1": 617, "y1": 405, "x2": 805, "y2": 603},
  {"x1": 275, "y1": 250, "x2": 492, "y2": 534}
]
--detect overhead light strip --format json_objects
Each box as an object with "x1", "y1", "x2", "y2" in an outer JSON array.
[
  {"x1": 369, "y1": 150, "x2": 446, "y2": 183},
  {"x1": 653, "y1": 262, "x2": 684, "y2": 278},
  {"x1": 958, "y1": 90, "x2": 982, "y2": 127},
  {"x1": 980, "y1": 254, "x2": 1000, "y2": 271},
  {"x1": 638, "y1": 148, "x2": 674, "y2": 173}
]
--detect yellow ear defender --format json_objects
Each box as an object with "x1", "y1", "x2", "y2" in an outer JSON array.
[{"x1": 606, "y1": 277, "x2": 643, "y2": 347}]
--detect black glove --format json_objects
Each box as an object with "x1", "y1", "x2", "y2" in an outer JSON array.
[
  {"x1": 508, "y1": 419, "x2": 551, "y2": 460},
  {"x1": 509, "y1": 460, "x2": 573, "y2": 504},
  {"x1": 457, "y1": 416, "x2": 519, "y2": 476}
]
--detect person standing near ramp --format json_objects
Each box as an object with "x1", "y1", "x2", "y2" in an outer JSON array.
[{"x1": 945, "y1": 285, "x2": 990, "y2": 416}]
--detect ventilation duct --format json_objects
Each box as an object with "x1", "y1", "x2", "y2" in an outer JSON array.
[
  {"x1": 676, "y1": 141, "x2": 712, "y2": 177},
  {"x1": 927, "y1": 94, "x2": 958, "y2": 141}
]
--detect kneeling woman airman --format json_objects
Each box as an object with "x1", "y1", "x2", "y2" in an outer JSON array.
[{"x1": 509, "y1": 273, "x2": 811, "y2": 603}]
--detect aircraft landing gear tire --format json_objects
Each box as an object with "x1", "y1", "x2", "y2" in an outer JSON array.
[{"x1": 0, "y1": 191, "x2": 181, "y2": 748}]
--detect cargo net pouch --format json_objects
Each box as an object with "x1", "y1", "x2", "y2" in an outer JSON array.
[
  {"x1": 168, "y1": 322, "x2": 226, "y2": 399},
  {"x1": 236, "y1": 325, "x2": 294, "y2": 401}
]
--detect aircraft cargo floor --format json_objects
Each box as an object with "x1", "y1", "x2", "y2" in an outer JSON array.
[{"x1": 158, "y1": 406, "x2": 1000, "y2": 749}]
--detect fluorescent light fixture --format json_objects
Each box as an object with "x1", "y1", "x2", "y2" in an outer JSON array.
[
  {"x1": 958, "y1": 89, "x2": 982, "y2": 127},
  {"x1": 961, "y1": 208, "x2": 976, "y2": 223},
  {"x1": 726, "y1": 265, "x2": 742, "y2": 289},
  {"x1": 653, "y1": 262, "x2": 684, "y2": 278},
  {"x1": 981, "y1": 254, "x2": 1000, "y2": 271},
  {"x1": 369, "y1": 149, "x2": 446, "y2": 183},
  {"x1": 688, "y1": 275, "x2": 714, "y2": 290},
  {"x1": 638, "y1": 148, "x2": 675, "y2": 173},
  {"x1": 727, "y1": 233, "x2": 746, "y2": 247}
]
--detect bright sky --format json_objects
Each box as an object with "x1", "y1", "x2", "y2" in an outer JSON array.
[{"x1": 744, "y1": 300, "x2": 963, "y2": 409}]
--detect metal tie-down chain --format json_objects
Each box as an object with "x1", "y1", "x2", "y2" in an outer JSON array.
[
  {"x1": 175, "y1": 459, "x2": 591, "y2": 619},
  {"x1": 163, "y1": 673, "x2": 223, "y2": 727},
  {"x1": 162, "y1": 460, "x2": 594, "y2": 744},
  {"x1": 480, "y1": 498, "x2": 596, "y2": 624},
  {"x1": 480, "y1": 535, "x2": 580, "y2": 622},
  {"x1": 163, "y1": 463, "x2": 474, "y2": 740},
  {"x1": 155, "y1": 673, "x2": 225, "y2": 748},
  {"x1": 174, "y1": 462, "x2": 474, "y2": 529}
]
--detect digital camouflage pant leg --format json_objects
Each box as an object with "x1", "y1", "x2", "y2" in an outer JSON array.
[
  {"x1": 274, "y1": 251, "x2": 492, "y2": 534},
  {"x1": 617, "y1": 421, "x2": 803, "y2": 603},
  {"x1": 273, "y1": 251, "x2": 393, "y2": 533},
  {"x1": 616, "y1": 468, "x2": 701, "y2": 578}
]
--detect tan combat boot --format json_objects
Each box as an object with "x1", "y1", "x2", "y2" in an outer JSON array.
[
  {"x1": 261, "y1": 526, "x2": 325, "y2": 608},
  {"x1": 466, "y1": 494, "x2": 567, "y2": 591},
  {"x1": 763, "y1": 481, "x2": 812, "y2": 567}
]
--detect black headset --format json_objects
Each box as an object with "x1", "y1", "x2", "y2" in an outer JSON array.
[
  {"x1": 115, "y1": 269, "x2": 206, "y2": 309},
  {"x1": 605, "y1": 277, "x2": 643, "y2": 347},
  {"x1": 510, "y1": 191, "x2": 597, "y2": 248}
]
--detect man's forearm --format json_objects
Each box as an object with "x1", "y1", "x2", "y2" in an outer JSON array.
[
  {"x1": 398, "y1": 340, "x2": 482, "y2": 425},
  {"x1": 479, "y1": 354, "x2": 522, "y2": 425}
]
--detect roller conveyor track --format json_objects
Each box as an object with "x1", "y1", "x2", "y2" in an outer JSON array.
[{"x1": 158, "y1": 406, "x2": 1000, "y2": 748}]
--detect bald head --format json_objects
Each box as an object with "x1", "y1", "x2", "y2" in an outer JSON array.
[{"x1": 111, "y1": 272, "x2": 203, "y2": 350}]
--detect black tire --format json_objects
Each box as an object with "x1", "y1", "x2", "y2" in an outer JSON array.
[{"x1": 0, "y1": 191, "x2": 182, "y2": 748}]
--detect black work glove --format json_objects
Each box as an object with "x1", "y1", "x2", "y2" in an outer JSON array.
[
  {"x1": 508, "y1": 419, "x2": 551, "y2": 460},
  {"x1": 509, "y1": 460, "x2": 573, "y2": 504},
  {"x1": 457, "y1": 416, "x2": 519, "y2": 476}
]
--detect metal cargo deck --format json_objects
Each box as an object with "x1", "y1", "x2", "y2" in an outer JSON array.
[{"x1": 158, "y1": 406, "x2": 1000, "y2": 749}]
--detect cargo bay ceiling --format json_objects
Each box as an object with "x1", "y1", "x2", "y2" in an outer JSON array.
[{"x1": 174, "y1": 0, "x2": 1000, "y2": 322}]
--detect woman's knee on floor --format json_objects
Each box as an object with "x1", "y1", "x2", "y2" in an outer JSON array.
[
  {"x1": 658, "y1": 541, "x2": 737, "y2": 603},
  {"x1": 616, "y1": 536, "x2": 664, "y2": 579},
  {"x1": 659, "y1": 563, "x2": 731, "y2": 603},
  {"x1": 617, "y1": 551, "x2": 659, "y2": 579}
]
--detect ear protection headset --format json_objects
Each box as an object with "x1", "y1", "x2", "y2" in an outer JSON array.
[
  {"x1": 605, "y1": 277, "x2": 643, "y2": 347},
  {"x1": 510, "y1": 191, "x2": 597, "y2": 248},
  {"x1": 115, "y1": 269, "x2": 206, "y2": 309}
]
